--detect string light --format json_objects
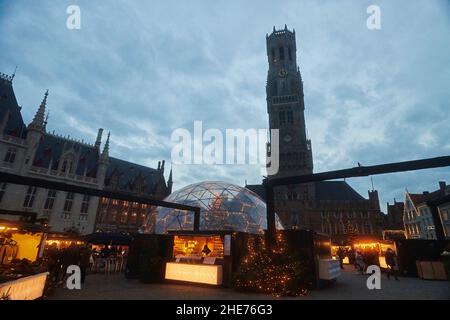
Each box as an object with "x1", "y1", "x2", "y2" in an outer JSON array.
[{"x1": 234, "y1": 231, "x2": 310, "y2": 297}]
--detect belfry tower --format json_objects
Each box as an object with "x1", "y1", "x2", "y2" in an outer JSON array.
[{"x1": 266, "y1": 25, "x2": 314, "y2": 226}]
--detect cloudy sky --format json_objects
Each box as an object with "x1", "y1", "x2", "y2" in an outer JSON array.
[{"x1": 1, "y1": 0, "x2": 449, "y2": 212}]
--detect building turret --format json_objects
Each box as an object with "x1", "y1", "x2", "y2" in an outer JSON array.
[
  {"x1": 368, "y1": 189, "x2": 381, "y2": 211},
  {"x1": 23, "y1": 90, "x2": 49, "y2": 172},
  {"x1": 28, "y1": 90, "x2": 48, "y2": 133},
  {"x1": 97, "y1": 132, "x2": 110, "y2": 187},
  {"x1": 167, "y1": 167, "x2": 173, "y2": 194},
  {"x1": 95, "y1": 128, "x2": 104, "y2": 149}
]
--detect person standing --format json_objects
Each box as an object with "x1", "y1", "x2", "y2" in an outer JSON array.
[
  {"x1": 79, "y1": 245, "x2": 92, "y2": 284},
  {"x1": 336, "y1": 247, "x2": 345, "y2": 269},
  {"x1": 355, "y1": 251, "x2": 365, "y2": 275},
  {"x1": 61, "y1": 242, "x2": 80, "y2": 285},
  {"x1": 348, "y1": 248, "x2": 356, "y2": 269},
  {"x1": 385, "y1": 248, "x2": 399, "y2": 280}
]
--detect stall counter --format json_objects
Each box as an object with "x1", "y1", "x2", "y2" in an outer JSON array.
[{"x1": 165, "y1": 262, "x2": 223, "y2": 285}]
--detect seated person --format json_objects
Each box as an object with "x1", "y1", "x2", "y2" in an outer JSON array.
[{"x1": 201, "y1": 244, "x2": 211, "y2": 256}]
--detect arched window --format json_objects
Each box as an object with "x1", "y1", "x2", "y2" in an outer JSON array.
[
  {"x1": 287, "y1": 110, "x2": 294, "y2": 124},
  {"x1": 60, "y1": 152, "x2": 76, "y2": 174},
  {"x1": 61, "y1": 160, "x2": 68, "y2": 173},
  {"x1": 279, "y1": 46, "x2": 284, "y2": 60},
  {"x1": 279, "y1": 111, "x2": 286, "y2": 125},
  {"x1": 4, "y1": 148, "x2": 17, "y2": 164},
  {"x1": 271, "y1": 47, "x2": 276, "y2": 62},
  {"x1": 288, "y1": 47, "x2": 292, "y2": 60}
]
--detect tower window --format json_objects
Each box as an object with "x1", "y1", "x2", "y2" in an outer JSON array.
[
  {"x1": 279, "y1": 46, "x2": 284, "y2": 60},
  {"x1": 287, "y1": 110, "x2": 294, "y2": 124},
  {"x1": 288, "y1": 47, "x2": 292, "y2": 60},
  {"x1": 271, "y1": 48, "x2": 276, "y2": 62},
  {"x1": 279, "y1": 111, "x2": 286, "y2": 125},
  {"x1": 61, "y1": 160, "x2": 68, "y2": 173}
]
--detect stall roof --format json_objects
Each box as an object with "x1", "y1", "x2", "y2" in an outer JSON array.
[
  {"x1": 0, "y1": 209, "x2": 37, "y2": 222},
  {"x1": 0, "y1": 219, "x2": 45, "y2": 233}
]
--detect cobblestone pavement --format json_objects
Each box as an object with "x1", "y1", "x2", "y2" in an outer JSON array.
[{"x1": 46, "y1": 265, "x2": 450, "y2": 300}]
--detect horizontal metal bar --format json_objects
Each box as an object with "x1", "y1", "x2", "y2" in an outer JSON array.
[
  {"x1": 0, "y1": 171, "x2": 199, "y2": 213},
  {"x1": 268, "y1": 155, "x2": 450, "y2": 187}
]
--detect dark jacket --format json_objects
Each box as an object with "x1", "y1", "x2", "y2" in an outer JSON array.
[
  {"x1": 79, "y1": 247, "x2": 92, "y2": 267},
  {"x1": 385, "y1": 250, "x2": 397, "y2": 266}
]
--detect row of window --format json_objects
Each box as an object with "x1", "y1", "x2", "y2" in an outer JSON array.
[
  {"x1": 2, "y1": 148, "x2": 80, "y2": 176},
  {"x1": 321, "y1": 211, "x2": 371, "y2": 219},
  {"x1": 61, "y1": 212, "x2": 89, "y2": 221},
  {"x1": 0, "y1": 183, "x2": 91, "y2": 214},
  {"x1": 322, "y1": 222, "x2": 373, "y2": 235},
  {"x1": 101, "y1": 198, "x2": 151, "y2": 209},
  {"x1": 24, "y1": 186, "x2": 91, "y2": 213},
  {"x1": 279, "y1": 152, "x2": 307, "y2": 162},
  {"x1": 271, "y1": 46, "x2": 293, "y2": 62},
  {"x1": 276, "y1": 191, "x2": 309, "y2": 201},
  {"x1": 104, "y1": 208, "x2": 147, "y2": 225},
  {"x1": 406, "y1": 222, "x2": 421, "y2": 236},
  {"x1": 279, "y1": 110, "x2": 294, "y2": 125}
]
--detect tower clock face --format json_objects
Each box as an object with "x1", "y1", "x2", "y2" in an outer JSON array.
[
  {"x1": 278, "y1": 68, "x2": 288, "y2": 78},
  {"x1": 283, "y1": 134, "x2": 293, "y2": 143}
]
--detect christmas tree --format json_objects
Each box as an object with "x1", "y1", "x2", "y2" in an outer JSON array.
[
  {"x1": 344, "y1": 220, "x2": 359, "y2": 245},
  {"x1": 234, "y1": 232, "x2": 310, "y2": 297}
]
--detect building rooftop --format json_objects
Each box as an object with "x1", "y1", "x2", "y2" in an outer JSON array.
[{"x1": 246, "y1": 180, "x2": 367, "y2": 202}]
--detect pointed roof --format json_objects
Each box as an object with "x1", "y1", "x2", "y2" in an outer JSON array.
[
  {"x1": 407, "y1": 190, "x2": 443, "y2": 208},
  {"x1": 168, "y1": 167, "x2": 173, "y2": 184},
  {"x1": 0, "y1": 73, "x2": 27, "y2": 138},
  {"x1": 29, "y1": 90, "x2": 48, "y2": 131},
  {"x1": 100, "y1": 132, "x2": 110, "y2": 160},
  {"x1": 246, "y1": 180, "x2": 367, "y2": 202},
  {"x1": 32, "y1": 134, "x2": 99, "y2": 177},
  {"x1": 104, "y1": 157, "x2": 160, "y2": 193}
]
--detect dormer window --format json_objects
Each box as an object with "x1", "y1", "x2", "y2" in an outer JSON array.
[
  {"x1": 4, "y1": 148, "x2": 17, "y2": 164},
  {"x1": 59, "y1": 152, "x2": 76, "y2": 174},
  {"x1": 61, "y1": 160, "x2": 68, "y2": 173}
]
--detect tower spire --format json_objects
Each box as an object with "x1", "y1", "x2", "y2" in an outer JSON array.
[
  {"x1": 29, "y1": 90, "x2": 48, "y2": 131},
  {"x1": 167, "y1": 166, "x2": 173, "y2": 194},
  {"x1": 101, "y1": 131, "x2": 110, "y2": 159},
  {"x1": 11, "y1": 66, "x2": 17, "y2": 82},
  {"x1": 43, "y1": 110, "x2": 49, "y2": 132},
  {"x1": 95, "y1": 128, "x2": 104, "y2": 149}
]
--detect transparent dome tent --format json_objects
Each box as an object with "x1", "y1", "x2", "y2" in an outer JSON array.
[{"x1": 154, "y1": 181, "x2": 283, "y2": 234}]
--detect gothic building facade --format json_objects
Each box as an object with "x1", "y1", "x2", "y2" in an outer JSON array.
[
  {"x1": 0, "y1": 72, "x2": 171, "y2": 235},
  {"x1": 247, "y1": 26, "x2": 385, "y2": 244}
]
